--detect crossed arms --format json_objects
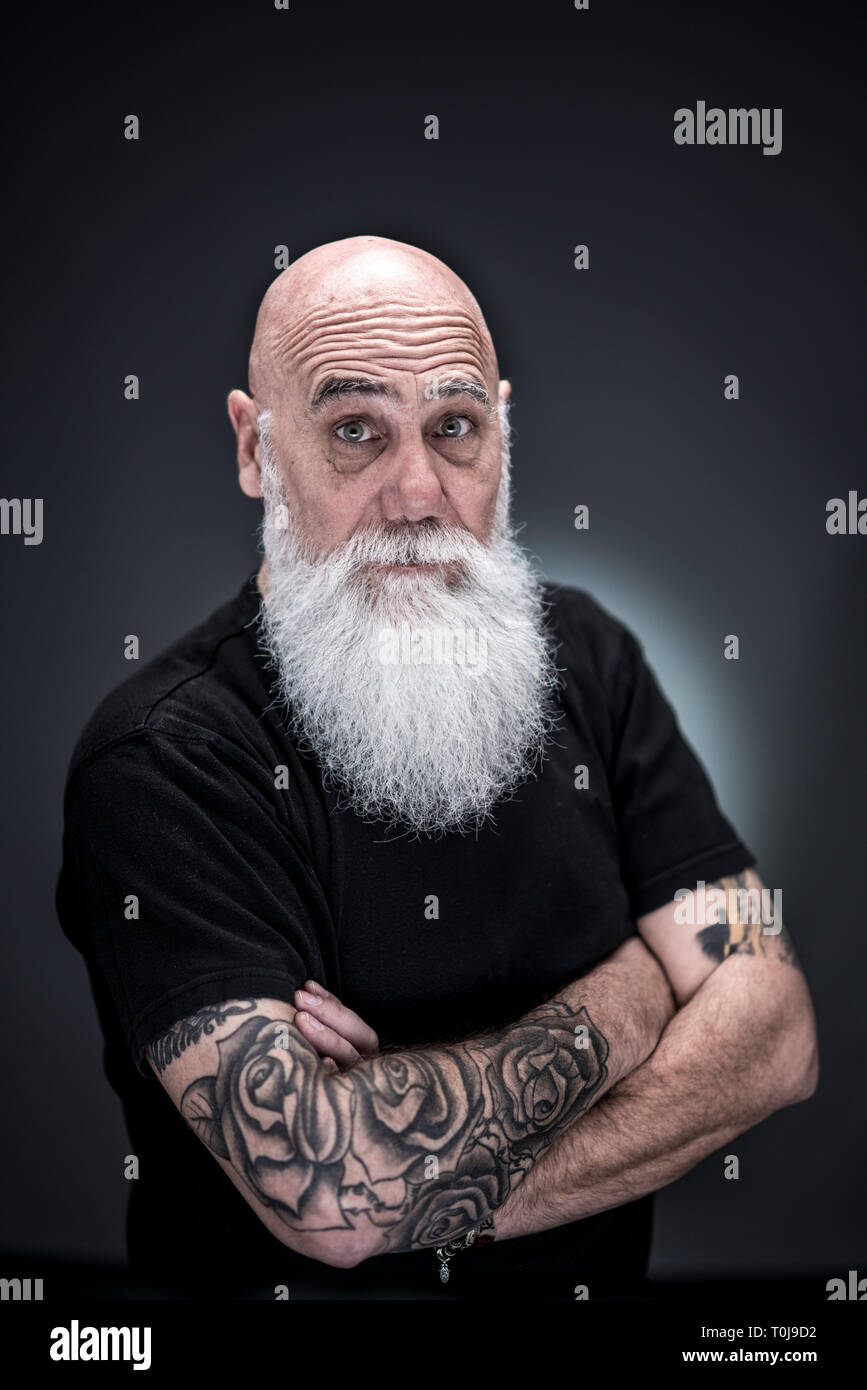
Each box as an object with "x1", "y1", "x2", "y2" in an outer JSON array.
[
  {"x1": 494, "y1": 869, "x2": 818, "y2": 1239},
  {"x1": 147, "y1": 868, "x2": 818, "y2": 1267}
]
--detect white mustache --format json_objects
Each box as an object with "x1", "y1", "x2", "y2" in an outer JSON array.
[{"x1": 326, "y1": 520, "x2": 481, "y2": 573}]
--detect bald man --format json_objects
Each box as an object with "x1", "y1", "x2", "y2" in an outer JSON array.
[{"x1": 57, "y1": 236, "x2": 817, "y2": 1301}]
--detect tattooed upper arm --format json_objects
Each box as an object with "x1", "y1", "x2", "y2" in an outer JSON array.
[
  {"x1": 147, "y1": 1000, "x2": 260, "y2": 1075},
  {"x1": 637, "y1": 867, "x2": 802, "y2": 1006},
  {"x1": 693, "y1": 868, "x2": 800, "y2": 968}
]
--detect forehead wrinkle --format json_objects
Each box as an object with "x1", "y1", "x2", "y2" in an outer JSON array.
[
  {"x1": 281, "y1": 296, "x2": 479, "y2": 334},
  {"x1": 275, "y1": 317, "x2": 487, "y2": 371},
  {"x1": 302, "y1": 343, "x2": 488, "y2": 385},
  {"x1": 267, "y1": 301, "x2": 491, "y2": 385}
]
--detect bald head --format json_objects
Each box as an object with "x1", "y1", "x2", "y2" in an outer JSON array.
[
  {"x1": 228, "y1": 234, "x2": 512, "y2": 568},
  {"x1": 248, "y1": 235, "x2": 499, "y2": 408}
]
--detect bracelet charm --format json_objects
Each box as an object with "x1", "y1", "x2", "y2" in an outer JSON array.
[{"x1": 434, "y1": 1217, "x2": 495, "y2": 1284}]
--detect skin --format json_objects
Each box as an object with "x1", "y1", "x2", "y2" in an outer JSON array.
[{"x1": 226, "y1": 234, "x2": 513, "y2": 595}]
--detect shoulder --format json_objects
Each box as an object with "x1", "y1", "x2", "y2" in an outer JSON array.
[
  {"x1": 541, "y1": 581, "x2": 638, "y2": 692},
  {"x1": 63, "y1": 574, "x2": 268, "y2": 793}
]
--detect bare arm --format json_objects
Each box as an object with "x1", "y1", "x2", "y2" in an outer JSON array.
[
  {"x1": 147, "y1": 935, "x2": 673, "y2": 1267},
  {"x1": 493, "y1": 869, "x2": 819, "y2": 1239}
]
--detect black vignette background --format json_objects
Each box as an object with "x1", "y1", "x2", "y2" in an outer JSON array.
[{"x1": 0, "y1": 0, "x2": 864, "y2": 1293}]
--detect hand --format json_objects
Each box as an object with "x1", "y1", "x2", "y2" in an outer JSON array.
[{"x1": 293, "y1": 981, "x2": 380, "y2": 1072}]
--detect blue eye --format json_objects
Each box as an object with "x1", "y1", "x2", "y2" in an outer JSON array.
[
  {"x1": 333, "y1": 415, "x2": 474, "y2": 448},
  {"x1": 438, "y1": 415, "x2": 473, "y2": 438},
  {"x1": 335, "y1": 420, "x2": 375, "y2": 444}
]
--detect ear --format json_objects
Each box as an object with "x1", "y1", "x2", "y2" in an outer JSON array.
[
  {"x1": 498, "y1": 379, "x2": 512, "y2": 403},
  {"x1": 227, "y1": 389, "x2": 263, "y2": 499}
]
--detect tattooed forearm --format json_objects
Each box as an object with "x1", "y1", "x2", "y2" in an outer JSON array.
[
  {"x1": 696, "y1": 870, "x2": 801, "y2": 970},
  {"x1": 166, "y1": 999, "x2": 611, "y2": 1255},
  {"x1": 148, "y1": 1000, "x2": 258, "y2": 1074}
]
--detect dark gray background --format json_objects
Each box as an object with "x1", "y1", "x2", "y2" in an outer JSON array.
[{"x1": 1, "y1": 0, "x2": 863, "y2": 1282}]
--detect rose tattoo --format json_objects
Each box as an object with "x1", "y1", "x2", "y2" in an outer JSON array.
[{"x1": 173, "y1": 999, "x2": 611, "y2": 1252}]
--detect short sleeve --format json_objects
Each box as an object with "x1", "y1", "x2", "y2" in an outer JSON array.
[
  {"x1": 609, "y1": 628, "x2": 756, "y2": 919},
  {"x1": 58, "y1": 731, "x2": 333, "y2": 1077}
]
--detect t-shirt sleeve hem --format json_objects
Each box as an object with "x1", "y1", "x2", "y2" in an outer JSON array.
[
  {"x1": 128, "y1": 968, "x2": 304, "y2": 1078},
  {"x1": 630, "y1": 840, "x2": 757, "y2": 920}
]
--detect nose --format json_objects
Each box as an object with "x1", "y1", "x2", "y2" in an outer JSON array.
[{"x1": 379, "y1": 438, "x2": 449, "y2": 525}]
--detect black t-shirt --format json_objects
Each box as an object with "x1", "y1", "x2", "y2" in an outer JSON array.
[{"x1": 56, "y1": 571, "x2": 755, "y2": 1300}]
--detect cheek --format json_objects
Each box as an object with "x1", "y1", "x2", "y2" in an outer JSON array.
[
  {"x1": 280, "y1": 452, "x2": 364, "y2": 538},
  {"x1": 306, "y1": 487, "x2": 377, "y2": 554},
  {"x1": 448, "y1": 467, "x2": 501, "y2": 538}
]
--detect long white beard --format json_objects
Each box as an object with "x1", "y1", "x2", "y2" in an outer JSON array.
[{"x1": 253, "y1": 412, "x2": 561, "y2": 836}]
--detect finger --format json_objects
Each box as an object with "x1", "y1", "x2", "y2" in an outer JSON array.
[
  {"x1": 299, "y1": 984, "x2": 380, "y2": 1056},
  {"x1": 291, "y1": 1008, "x2": 348, "y2": 1063},
  {"x1": 295, "y1": 1011, "x2": 362, "y2": 1068}
]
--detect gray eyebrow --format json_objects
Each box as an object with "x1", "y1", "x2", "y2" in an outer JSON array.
[
  {"x1": 426, "y1": 377, "x2": 492, "y2": 409},
  {"x1": 309, "y1": 374, "x2": 492, "y2": 413},
  {"x1": 310, "y1": 377, "x2": 398, "y2": 411}
]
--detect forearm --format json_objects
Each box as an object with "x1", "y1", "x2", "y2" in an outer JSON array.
[
  {"x1": 494, "y1": 948, "x2": 818, "y2": 1240},
  {"x1": 155, "y1": 942, "x2": 673, "y2": 1268},
  {"x1": 333, "y1": 935, "x2": 673, "y2": 1259}
]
